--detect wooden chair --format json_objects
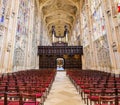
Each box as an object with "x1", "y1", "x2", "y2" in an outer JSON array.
[
  {"x1": 21, "y1": 93, "x2": 41, "y2": 105},
  {"x1": 7, "y1": 92, "x2": 22, "y2": 105},
  {"x1": 95, "y1": 96, "x2": 116, "y2": 105}
]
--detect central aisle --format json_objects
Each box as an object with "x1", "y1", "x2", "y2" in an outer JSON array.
[{"x1": 44, "y1": 71, "x2": 85, "y2": 105}]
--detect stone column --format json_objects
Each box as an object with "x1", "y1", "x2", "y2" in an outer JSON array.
[
  {"x1": 35, "y1": 5, "x2": 42, "y2": 69},
  {"x1": 109, "y1": 0, "x2": 120, "y2": 73},
  {"x1": 7, "y1": 0, "x2": 20, "y2": 72},
  {"x1": 101, "y1": 0, "x2": 118, "y2": 73},
  {"x1": 0, "y1": 0, "x2": 17, "y2": 73},
  {"x1": 25, "y1": 0, "x2": 34, "y2": 69}
]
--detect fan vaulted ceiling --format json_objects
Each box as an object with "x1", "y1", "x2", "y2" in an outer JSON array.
[{"x1": 39, "y1": 0, "x2": 81, "y2": 40}]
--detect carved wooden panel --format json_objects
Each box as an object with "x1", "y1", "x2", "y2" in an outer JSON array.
[
  {"x1": 38, "y1": 46, "x2": 83, "y2": 69},
  {"x1": 38, "y1": 46, "x2": 83, "y2": 55},
  {"x1": 39, "y1": 55, "x2": 82, "y2": 69}
]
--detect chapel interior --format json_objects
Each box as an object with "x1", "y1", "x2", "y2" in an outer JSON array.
[{"x1": 0, "y1": 0, "x2": 120, "y2": 105}]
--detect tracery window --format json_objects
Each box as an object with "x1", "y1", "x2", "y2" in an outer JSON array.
[
  {"x1": 17, "y1": 0, "x2": 30, "y2": 36},
  {"x1": 91, "y1": 0, "x2": 107, "y2": 40},
  {"x1": 0, "y1": 0, "x2": 8, "y2": 23}
]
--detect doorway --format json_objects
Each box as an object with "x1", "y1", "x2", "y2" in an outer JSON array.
[{"x1": 56, "y1": 58, "x2": 64, "y2": 70}]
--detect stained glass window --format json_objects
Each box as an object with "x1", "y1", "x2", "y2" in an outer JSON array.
[
  {"x1": 16, "y1": 0, "x2": 30, "y2": 35},
  {"x1": 92, "y1": 0, "x2": 106, "y2": 40},
  {"x1": 0, "y1": 0, "x2": 8, "y2": 23}
]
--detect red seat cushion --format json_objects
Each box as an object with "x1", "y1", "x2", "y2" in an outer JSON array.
[
  {"x1": 36, "y1": 93, "x2": 43, "y2": 98},
  {"x1": 88, "y1": 95, "x2": 99, "y2": 101},
  {"x1": 24, "y1": 101, "x2": 39, "y2": 105},
  {"x1": 0, "y1": 100, "x2": 4, "y2": 105},
  {"x1": 45, "y1": 84, "x2": 49, "y2": 87},
  {"x1": 0, "y1": 94, "x2": 4, "y2": 97},
  {"x1": 41, "y1": 88, "x2": 46, "y2": 92},
  {"x1": 8, "y1": 101, "x2": 20, "y2": 105},
  {"x1": 80, "y1": 85, "x2": 85, "y2": 89},
  {"x1": 95, "y1": 90, "x2": 101, "y2": 93},
  {"x1": 101, "y1": 96, "x2": 115, "y2": 100},
  {"x1": 7, "y1": 93, "x2": 19, "y2": 96},
  {"x1": 83, "y1": 89, "x2": 90, "y2": 94}
]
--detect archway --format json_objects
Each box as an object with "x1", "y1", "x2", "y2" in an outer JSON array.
[{"x1": 56, "y1": 58, "x2": 64, "y2": 70}]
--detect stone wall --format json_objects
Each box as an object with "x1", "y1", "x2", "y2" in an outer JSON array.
[
  {"x1": 0, "y1": 0, "x2": 51, "y2": 73},
  {"x1": 70, "y1": 0, "x2": 120, "y2": 74}
]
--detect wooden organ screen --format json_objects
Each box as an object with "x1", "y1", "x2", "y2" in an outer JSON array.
[{"x1": 38, "y1": 45, "x2": 83, "y2": 69}]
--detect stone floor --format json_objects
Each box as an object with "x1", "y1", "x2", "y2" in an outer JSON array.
[{"x1": 44, "y1": 71, "x2": 86, "y2": 105}]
